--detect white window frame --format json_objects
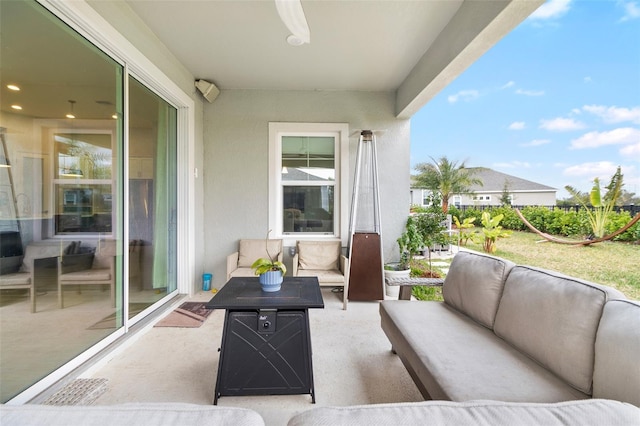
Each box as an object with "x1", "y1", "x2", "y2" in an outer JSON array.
[
  {"x1": 269, "y1": 122, "x2": 349, "y2": 246},
  {"x1": 422, "y1": 190, "x2": 430, "y2": 206}
]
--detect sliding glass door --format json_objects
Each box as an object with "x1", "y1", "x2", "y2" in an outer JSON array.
[{"x1": 0, "y1": 0, "x2": 179, "y2": 402}]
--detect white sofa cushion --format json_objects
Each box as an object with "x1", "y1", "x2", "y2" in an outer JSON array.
[
  {"x1": 593, "y1": 299, "x2": 640, "y2": 406},
  {"x1": 287, "y1": 399, "x2": 640, "y2": 426},
  {"x1": 443, "y1": 251, "x2": 515, "y2": 329},
  {"x1": 0, "y1": 403, "x2": 265, "y2": 426},
  {"x1": 494, "y1": 266, "x2": 625, "y2": 395}
]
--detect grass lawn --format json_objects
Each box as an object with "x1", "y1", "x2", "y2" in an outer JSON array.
[{"x1": 412, "y1": 230, "x2": 640, "y2": 301}]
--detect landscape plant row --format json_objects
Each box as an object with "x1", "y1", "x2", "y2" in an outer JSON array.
[{"x1": 447, "y1": 205, "x2": 639, "y2": 242}]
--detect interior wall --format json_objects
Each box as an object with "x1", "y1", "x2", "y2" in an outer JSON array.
[{"x1": 204, "y1": 89, "x2": 410, "y2": 288}]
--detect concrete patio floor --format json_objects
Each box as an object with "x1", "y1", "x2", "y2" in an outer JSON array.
[{"x1": 80, "y1": 287, "x2": 425, "y2": 426}]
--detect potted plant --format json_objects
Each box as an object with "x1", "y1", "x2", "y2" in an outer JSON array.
[
  {"x1": 384, "y1": 216, "x2": 425, "y2": 297},
  {"x1": 251, "y1": 230, "x2": 287, "y2": 292}
]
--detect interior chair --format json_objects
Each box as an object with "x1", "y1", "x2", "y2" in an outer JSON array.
[
  {"x1": 0, "y1": 265, "x2": 34, "y2": 313},
  {"x1": 226, "y1": 239, "x2": 283, "y2": 281},
  {"x1": 0, "y1": 240, "x2": 74, "y2": 313},
  {"x1": 293, "y1": 240, "x2": 349, "y2": 310},
  {"x1": 58, "y1": 239, "x2": 116, "y2": 308}
]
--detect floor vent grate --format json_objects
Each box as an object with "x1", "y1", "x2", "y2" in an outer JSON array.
[{"x1": 43, "y1": 378, "x2": 108, "y2": 406}]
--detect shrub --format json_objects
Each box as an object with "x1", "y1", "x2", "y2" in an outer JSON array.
[{"x1": 490, "y1": 207, "x2": 524, "y2": 231}]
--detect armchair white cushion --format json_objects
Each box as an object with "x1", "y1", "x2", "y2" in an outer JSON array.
[
  {"x1": 226, "y1": 239, "x2": 283, "y2": 281},
  {"x1": 293, "y1": 240, "x2": 349, "y2": 309}
]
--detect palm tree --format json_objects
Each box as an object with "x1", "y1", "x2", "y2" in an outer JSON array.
[{"x1": 413, "y1": 156, "x2": 482, "y2": 213}]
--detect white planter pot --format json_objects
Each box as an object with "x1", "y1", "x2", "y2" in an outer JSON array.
[{"x1": 384, "y1": 267, "x2": 410, "y2": 298}]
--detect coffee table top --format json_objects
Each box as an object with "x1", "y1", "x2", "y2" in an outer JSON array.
[{"x1": 205, "y1": 276, "x2": 324, "y2": 310}]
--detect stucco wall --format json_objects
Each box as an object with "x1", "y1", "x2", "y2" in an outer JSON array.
[{"x1": 204, "y1": 90, "x2": 410, "y2": 288}]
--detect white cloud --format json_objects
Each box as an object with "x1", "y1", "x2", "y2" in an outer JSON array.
[
  {"x1": 582, "y1": 105, "x2": 640, "y2": 124},
  {"x1": 530, "y1": 0, "x2": 572, "y2": 20},
  {"x1": 619, "y1": 1, "x2": 640, "y2": 21},
  {"x1": 501, "y1": 81, "x2": 515, "y2": 89},
  {"x1": 521, "y1": 139, "x2": 551, "y2": 147},
  {"x1": 509, "y1": 121, "x2": 526, "y2": 130},
  {"x1": 515, "y1": 89, "x2": 545, "y2": 96},
  {"x1": 564, "y1": 163, "x2": 639, "y2": 195},
  {"x1": 570, "y1": 127, "x2": 640, "y2": 149},
  {"x1": 583, "y1": 76, "x2": 592, "y2": 83},
  {"x1": 620, "y1": 142, "x2": 640, "y2": 156},
  {"x1": 540, "y1": 117, "x2": 587, "y2": 131},
  {"x1": 448, "y1": 90, "x2": 480, "y2": 104},
  {"x1": 563, "y1": 161, "x2": 619, "y2": 177}
]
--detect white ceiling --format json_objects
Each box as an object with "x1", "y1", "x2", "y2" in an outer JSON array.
[
  {"x1": 0, "y1": 1, "x2": 543, "y2": 121},
  {"x1": 124, "y1": 0, "x2": 462, "y2": 92}
]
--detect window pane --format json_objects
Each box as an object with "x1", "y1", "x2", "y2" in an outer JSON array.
[
  {"x1": 54, "y1": 133, "x2": 114, "y2": 235},
  {"x1": 283, "y1": 186, "x2": 334, "y2": 234},
  {"x1": 282, "y1": 136, "x2": 335, "y2": 181}
]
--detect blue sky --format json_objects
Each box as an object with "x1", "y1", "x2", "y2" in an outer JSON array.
[{"x1": 410, "y1": 0, "x2": 640, "y2": 200}]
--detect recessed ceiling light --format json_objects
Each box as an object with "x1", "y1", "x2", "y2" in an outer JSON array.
[
  {"x1": 11, "y1": 105, "x2": 22, "y2": 110},
  {"x1": 66, "y1": 113, "x2": 76, "y2": 119},
  {"x1": 7, "y1": 84, "x2": 20, "y2": 91}
]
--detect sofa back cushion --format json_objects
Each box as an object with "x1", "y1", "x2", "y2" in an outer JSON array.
[
  {"x1": 443, "y1": 251, "x2": 515, "y2": 329},
  {"x1": 297, "y1": 240, "x2": 340, "y2": 271},
  {"x1": 237, "y1": 239, "x2": 283, "y2": 268},
  {"x1": 593, "y1": 299, "x2": 640, "y2": 406},
  {"x1": 494, "y1": 266, "x2": 624, "y2": 395}
]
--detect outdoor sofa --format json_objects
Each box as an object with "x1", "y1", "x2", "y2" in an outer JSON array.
[{"x1": 289, "y1": 250, "x2": 640, "y2": 424}]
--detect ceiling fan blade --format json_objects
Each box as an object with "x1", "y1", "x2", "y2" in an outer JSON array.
[{"x1": 275, "y1": 0, "x2": 310, "y2": 45}]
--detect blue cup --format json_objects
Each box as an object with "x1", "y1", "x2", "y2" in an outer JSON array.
[{"x1": 202, "y1": 273, "x2": 212, "y2": 291}]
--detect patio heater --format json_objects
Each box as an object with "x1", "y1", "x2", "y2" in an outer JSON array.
[{"x1": 347, "y1": 130, "x2": 384, "y2": 301}]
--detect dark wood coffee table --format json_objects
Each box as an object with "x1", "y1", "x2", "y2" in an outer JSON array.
[{"x1": 206, "y1": 276, "x2": 324, "y2": 404}]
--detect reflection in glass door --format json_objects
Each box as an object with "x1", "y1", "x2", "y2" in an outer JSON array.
[{"x1": 128, "y1": 77, "x2": 177, "y2": 316}]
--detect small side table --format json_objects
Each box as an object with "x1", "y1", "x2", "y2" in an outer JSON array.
[
  {"x1": 206, "y1": 276, "x2": 324, "y2": 404},
  {"x1": 384, "y1": 277, "x2": 444, "y2": 300}
]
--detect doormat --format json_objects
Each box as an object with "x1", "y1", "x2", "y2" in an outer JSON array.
[
  {"x1": 88, "y1": 303, "x2": 150, "y2": 330},
  {"x1": 43, "y1": 378, "x2": 108, "y2": 406},
  {"x1": 154, "y1": 302, "x2": 213, "y2": 328}
]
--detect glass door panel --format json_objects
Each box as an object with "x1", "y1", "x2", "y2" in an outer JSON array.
[
  {"x1": 0, "y1": 0, "x2": 124, "y2": 402},
  {"x1": 127, "y1": 77, "x2": 177, "y2": 315}
]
